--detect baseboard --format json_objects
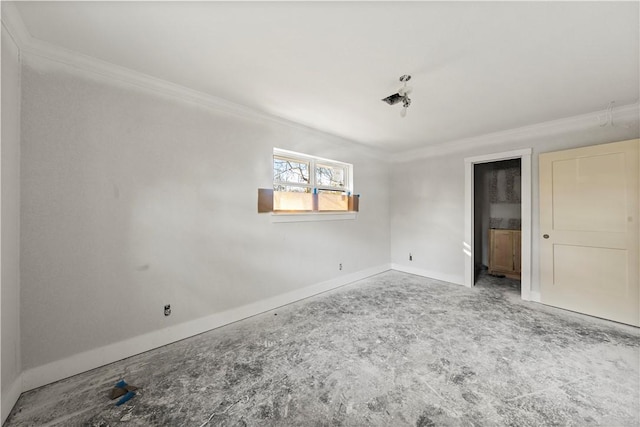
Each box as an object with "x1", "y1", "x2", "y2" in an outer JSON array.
[
  {"x1": 1, "y1": 374, "x2": 23, "y2": 424},
  {"x1": 22, "y1": 264, "x2": 391, "y2": 392},
  {"x1": 390, "y1": 264, "x2": 464, "y2": 286},
  {"x1": 390, "y1": 264, "x2": 541, "y2": 303}
]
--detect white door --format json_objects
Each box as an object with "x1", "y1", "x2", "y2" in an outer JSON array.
[{"x1": 539, "y1": 139, "x2": 639, "y2": 326}]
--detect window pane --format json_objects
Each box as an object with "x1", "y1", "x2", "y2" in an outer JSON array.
[
  {"x1": 316, "y1": 164, "x2": 345, "y2": 188},
  {"x1": 273, "y1": 157, "x2": 309, "y2": 185}
]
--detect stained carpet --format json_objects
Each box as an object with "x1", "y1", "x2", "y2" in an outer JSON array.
[{"x1": 5, "y1": 271, "x2": 639, "y2": 426}]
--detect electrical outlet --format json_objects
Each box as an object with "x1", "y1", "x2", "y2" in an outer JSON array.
[
  {"x1": 409, "y1": 253, "x2": 413, "y2": 261},
  {"x1": 164, "y1": 304, "x2": 171, "y2": 316},
  {"x1": 339, "y1": 263, "x2": 343, "y2": 270}
]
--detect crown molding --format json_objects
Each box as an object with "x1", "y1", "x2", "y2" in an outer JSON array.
[
  {"x1": 3, "y1": 3, "x2": 638, "y2": 164},
  {"x1": 1, "y1": 2, "x2": 28, "y2": 53},
  {"x1": 1, "y1": 2, "x2": 388, "y2": 161},
  {"x1": 392, "y1": 102, "x2": 640, "y2": 162}
]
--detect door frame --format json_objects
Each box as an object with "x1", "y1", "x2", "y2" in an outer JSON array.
[{"x1": 464, "y1": 148, "x2": 533, "y2": 300}]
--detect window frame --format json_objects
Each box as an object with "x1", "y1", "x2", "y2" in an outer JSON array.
[
  {"x1": 273, "y1": 148, "x2": 353, "y2": 195},
  {"x1": 272, "y1": 154, "x2": 313, "y2": 192},
  {"x1": 314, "y1": 162, "x2": 348, "y2": 193},
  {"x1": 272, "y1": 148, "x2": 355, "y2": 219}
]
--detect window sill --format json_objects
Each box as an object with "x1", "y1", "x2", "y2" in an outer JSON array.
[{"x1": 271, "y1": 212, "x2": 357, "y2": 223}]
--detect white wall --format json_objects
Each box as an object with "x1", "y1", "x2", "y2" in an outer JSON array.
[
  {"x1": 19, "y1": 56, "x2": 390, "y2": 384},
  {"x1": 1, "y1": 23, "x2": 23, "y2": 422},
  {"x1": 390, "y1": 153, "x2": 466, "y2": 284},
  {"x1": 390, "y1": 119, "x2": 640, "y2": 291},
  {"x1": 7, "y1": 13, "x2": 639, "y2": 400}
]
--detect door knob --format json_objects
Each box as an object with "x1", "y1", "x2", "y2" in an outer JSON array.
[{"x1": 543, "y1": 234, "x2": 549, "y2": 239}]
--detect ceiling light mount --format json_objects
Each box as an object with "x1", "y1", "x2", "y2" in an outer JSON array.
[{"x1": 382, "y1": 74, "x2": 413, "y2": 117}]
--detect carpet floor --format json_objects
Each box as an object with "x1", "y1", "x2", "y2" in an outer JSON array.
[{"x1": 5, "y1": 270, "x2": 639, "y2": 426}]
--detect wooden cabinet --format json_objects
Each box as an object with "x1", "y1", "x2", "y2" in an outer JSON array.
[{"x1": 489, "y1": 229, "x2": 521, "y2": 279}]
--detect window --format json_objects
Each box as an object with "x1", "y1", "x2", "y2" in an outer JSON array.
[
  {"x1": 272, "y1": 148, "x2": 353, "y2": 212},
  {"x1": 273, "y1": 156, "x2": 312, "y2": 192}
]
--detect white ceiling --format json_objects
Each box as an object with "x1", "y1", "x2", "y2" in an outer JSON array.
[{"x1": 12, "y1": 1, "x2": 640, "y2": 153}]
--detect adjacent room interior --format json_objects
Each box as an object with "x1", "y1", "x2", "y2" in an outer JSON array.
[
  {"x1": 474, "y1": 158, "x2": 522, "y2": 295},
  {"x1": 1, "y1": 1, "x2": 639, "y2": 425}
]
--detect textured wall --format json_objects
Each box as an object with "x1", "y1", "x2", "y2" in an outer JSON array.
[
  {"x1": 20, "y1": 56, "x2": 390, "y2": 371},
  {"x1": 1, "y1": 23, "x2": 22, "y2": 422}
]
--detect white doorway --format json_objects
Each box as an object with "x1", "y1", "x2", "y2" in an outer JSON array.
[{"x1": 464, "y1": 149, "x2": 533, "y2": 300}]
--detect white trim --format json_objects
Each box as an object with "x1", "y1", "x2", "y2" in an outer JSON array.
[
  {"x1": 21, "y1": 264, "x2": 390, "y2": 391},
  {"x1": 529, "y1": 291, "x2": 541, "y2": 303},
  {"x1": 4, "y1": 1, "x2": 638, "y2": 165},
  {"x1": 1, "y1": 9, "x2": 24, "y2": 424},
  {"x1": 393, "y1": 103, "x2": 640, "y2": 162},
  {"x1": 464, "y1": 148, "x2": 532, "y2": 165},
  {"x1": 1, "y1": 374, "x2": 23, "y2": 425},
  {"x1": 273, "y1": 148, "x2": 352, "y2": 169},
  {"x1": 464, "y1": 162, "x2": 473, "y2": 288},
  {"x1": 391, "y1": 263, "x2": 464, "y2": 286},
  {"x1": 0, "y1": 4, "x2": 386, "y2": 162},
  {"x1": 0, "y1": 3, "x2": 29, "y2": 51},
  {"x1": 271, "y1": 212, "x2": 357, "y2": 222},
  {"x1": 520, "y1": 152, "x2": 533, "y2": 301},
  {"x1": 3, "y1": 2, "x2": 638, "y2": 166},
  {"x1": 463, "y1": 149, "x2": 533, "y2": 302}
]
